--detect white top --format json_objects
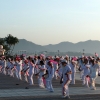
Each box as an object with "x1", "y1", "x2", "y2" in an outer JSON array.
[
  {"x1": 69, "y1": 63, "x2": 76, "y2": 73},
  {"x1": 62, "y1": 65, "x2": 72, "y2": 81},
  {"x1": 90, "y1": 64, "x2": 99, "y2": 78},
  {"x1": 47, "y1": 66, "x2": 54, "y2": 78},
  {"x1": 29, "y1": 62, "x2": 35, "y2": 74},
  {"x1": 53, "y1": 63, "x2": 58, "y2": 71},
  {"x1": 16, "y1": 60, "x2": 22, "y2": 71},
  {"x1": 83, "y1": 64, "x2": 90, "y2": 76},
  {"x1": 39, "y1": 65, "x2": 46, "y2": 76}
]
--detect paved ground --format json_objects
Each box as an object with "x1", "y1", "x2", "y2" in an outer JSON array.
[{"x1": 0, "y1": 72, "x2": 100, "y2": 100}]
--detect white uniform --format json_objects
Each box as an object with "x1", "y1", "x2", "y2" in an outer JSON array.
[
  {"x1": 70, "y1": 63, "x2": 76, "y2": 84},
  {"x1": 38, "y1": 65, "x2": 46, "y2": 88},
  {"x1": 23, "y1": 63, "x2": 29, "y2": 82},
  {"x1": 82, "y1": 64, "x2": 90, "y2": 87},
  {"x1": 46, "y1": 65, "x2": 54, "y2": 92},
  {"x1": 58, "y1": 63, "x2": 63, "y2": 78},
  {"x1": 34, "y1": 59, "x2": 40, "y2": 74},
  {"x1": 16, "y1": 60, "x2": 22, "y2": 80},
  {"x1": 79, "y1": 60, "x2": 84, "y2": 79},
  {"x1": 62, "y1": 65, "x2": 72, "y2": 97},
  {"x1": 53, "y1": 62, "x2": 58, "y2": 79},
  {"x1": 28, "y1": 62, "x2": 35, "y2": 85},
  {"x1": 9, "y1": 61, "x2": 15, "y2": 77},
  {"x1": 90, "y1": 64, "x2": 99, "y2": 90}
]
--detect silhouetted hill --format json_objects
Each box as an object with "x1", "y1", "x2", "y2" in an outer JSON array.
[
  {"x1": 13, "y1": 39, "x2": 100, "y2": 55},
  {"x1": 44, "y1": 40, "x2": 100, "y2": 55},
  {"x1": 14, "y1": 39, "x2": 48, "y2": 53}
]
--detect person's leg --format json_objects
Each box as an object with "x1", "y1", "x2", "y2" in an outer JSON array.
[
  {"x1": 18, "y1": 71, "x2": 22, "y2": 80},
  {"x1": 46, "y1": 78, "x2": 50, "y2": 90},
  {"x1": 71, "y1": 72, "x2": 75, "y2": 84},
  {"x1": 62, "y1": 80, "x2": 71, "y2": 98},
  {"x1": 29, "y1": 73, "x2": 33, "y2": 85},
  {"x1": 85, "y1": 77, "x2": 89, "y2": 88},
  {"x1": 90, "y1": 78, "x2": 96, "y2": 90},
  {"x1": 38, "y1": 75, "x2": 44, "y2": 87},
  {"x1": 24, "y1": 73, "x2": 28, "y2": 82},
  {"x1": 82, "y1": 75, "x2": 85, "y2": 85},
  {"x1": 49, "y1": 78, "x2": 54, "y2": 92},
  {"x1": 15, "y1": 69, "x2": 18, "y2": 79}
]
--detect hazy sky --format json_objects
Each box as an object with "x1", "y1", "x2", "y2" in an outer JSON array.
[{"x1": 0, "y1": 0, "x2": 100, "y2": 45}]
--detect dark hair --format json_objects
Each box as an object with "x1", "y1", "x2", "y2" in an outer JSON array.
[
  {"x1": 84, "y1": 59, "x2": 88, "y2": 64},
  {"x1": 31, "y1": 60, "x2": 34, "y2": 64},
  {"x1": 38, "y1": 56, "x2": 40, "y2": 59},
  {"x1": 40, "y1": 60, "x2": 44, "y2": 65}
]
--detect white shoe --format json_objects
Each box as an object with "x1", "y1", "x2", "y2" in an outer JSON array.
[
  {"x1": 39, "y1": 85, "x2": 45, "y2": 89},
  {"x1": 62, "y1": 95, "x2": 68, "y2": 98},
  {"x1": 91, "y1": 87, "x2": 96, "y2": 90},
  {"x1": 49, "y1": 90, "x2": 54, "y2": 92},
  {"x1": 66, "y1": 96, "x2": 70, "y2": 99}
]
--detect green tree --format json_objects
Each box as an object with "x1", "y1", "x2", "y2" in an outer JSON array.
[{"x1": 5, "y1": 34, "x2": 19, "y2": 55}]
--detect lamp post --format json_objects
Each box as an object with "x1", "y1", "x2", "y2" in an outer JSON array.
[
  {"x1": 58, "y1": 50, "x2": 60, "y2": 56},
  {"x1": 83, "y1": 49, "x2": 85, "y2": 55}
]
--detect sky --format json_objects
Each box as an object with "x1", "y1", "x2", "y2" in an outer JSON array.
[{"x1": 0, "y1": 0, "x2": 100, "y2": 45}]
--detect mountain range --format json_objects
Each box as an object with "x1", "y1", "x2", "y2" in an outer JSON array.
[{"x1": 13, "y1": 39, "x2": 100, "y2": 55}]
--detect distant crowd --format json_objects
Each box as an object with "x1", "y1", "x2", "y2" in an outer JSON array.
[{"x1": 0, "y1": 53, "x2": 100, "y2": 99}]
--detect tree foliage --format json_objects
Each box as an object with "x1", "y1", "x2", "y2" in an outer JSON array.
[{"x1": 0, "y1": 34, "x2": 19, "y2": 55}]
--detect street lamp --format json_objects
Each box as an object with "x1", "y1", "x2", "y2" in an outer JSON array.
[
  {"x1": 83, "y1": 49, "x2": 85, "y2": 55},
  {"x1": 58, "y1": 50, "x2": 60, "y2": 56}
]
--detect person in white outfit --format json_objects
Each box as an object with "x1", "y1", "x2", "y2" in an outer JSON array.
[
  {"x1": 9, "y1": 58, "x2": 15, "y2": 77},
  {"x1": 22, "y1": 60, "x2": 29, "y2": 82},
  {"x1": 82, "y1": 59, "x2": 90, "y2": 87},
  {"x1": 53, "y1": 61, "x2": 58, "y2": 80},
  {"x1": 15, "y1": 58, "x2": 22, "y2": 80},
  {"x1": 60, "y1": 60, "x2": 72, "y2": 99},
  {"x1": 28, "y1": 58, "x2": 35, "y2": 85},
  {"x1": 38, "y1": 61, "x2": 46, "y2": 88},
  {"x1": 78, "y1": 57, "x2": 85, "y2": 79},
  {"x1": 46, "y1": 61, "x2": 54, "y2": 92},
  {"x1": 6, "y1": 58, "x2": 12, "y2": 76},
  {"x1": 69, "y1": 60, "x2": 77, "y2": 84},
  {"x1": 90, "y1": 59, "x2": 99, "y2": 90}
]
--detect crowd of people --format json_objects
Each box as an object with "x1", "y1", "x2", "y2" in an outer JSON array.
[{"x1": 0, "y1": 53, "x2": 100, "y2": 99}]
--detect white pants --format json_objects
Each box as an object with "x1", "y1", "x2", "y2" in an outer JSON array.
[
  {"x1": 46, "y1": 76, "x2": 54, "y2": 91},
  {"x1": 82, "y1": 75, "x2": 89, "y2": 87},
  {"x1": 62, "y1": 80, "x2": 71, "y2": 96},
  {"x1": 71, "y1": 72, "x2": 76, "y2": 84},
  {"x1": 54, "y1": 71, "x2": 58, "y2": 79},
  {"x1": 38, "y1": 74, "x2": 44, "y2": 87},
  {"x1": 29, "y1": 73, "x2": 34, "y2": 85},
  {"x1": 16, "y1": 70, "x2": 22, "y2": 80},
  {"x1": 80, "y1": 70, "x2": 84, "y2": 78},
  {"x1": 9, "y1": 69, "x2": 14, "y2": 77},
  {"x1": 2, "y1": 67, "x2": 6, "y2": 75},
  {"x1": 90, "y1": 77, "x2": 97, "y2": 89},
  {"x1": 24, "y1": 73, "x2": 28, "y2": 82}
]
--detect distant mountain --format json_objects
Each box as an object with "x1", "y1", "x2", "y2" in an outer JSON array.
[
  {"x1": 44, "y1": 40, "x2": 100, "y2": 55},
  {"x1": 13, "y1": 39, "x2": 100, "y2": 55},
  {"x1": 13, "y1": 39, "x2": 48, "y2": 53}
]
